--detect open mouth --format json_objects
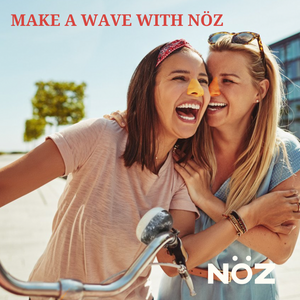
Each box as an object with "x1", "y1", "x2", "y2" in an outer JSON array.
[
  {"x1": 176, "y1": 103, "x2": 200, "y2": 121},
  {"x1": 207, "y1": 102, "x2": 227, "y2": 111}
]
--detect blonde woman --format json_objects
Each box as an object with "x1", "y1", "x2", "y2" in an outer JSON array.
[{"x1": 158, "y1": 32, "x2": 300, "y2": 300}]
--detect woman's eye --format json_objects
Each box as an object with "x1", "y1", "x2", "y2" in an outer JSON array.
[
  {"x1": 172, "y1": 76, "x2": 186, "y2": 81},
  {"x1": 198, "y1": 78, "x2": 208, "y2": 85},
  {"x1": 223, "y1": 79, "x2": 234, "y2": 84}
]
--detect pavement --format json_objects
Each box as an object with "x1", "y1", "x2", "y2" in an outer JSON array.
[{"x1": 0, "y1": 154, "x2": 299, "y2": 300}]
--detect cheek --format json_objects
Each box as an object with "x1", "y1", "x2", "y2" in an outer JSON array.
[
  {"x1": 154, "y1": 89, "x2": 164, "y2": 113},
  {"x1": 154, "y1": 94, "x2": 170, "y2": 120},
  {"x1": 203, "y1": 88, "x2": 211, "y2": 108}
]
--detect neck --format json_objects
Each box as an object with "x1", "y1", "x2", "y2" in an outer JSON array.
[
  {"x1": 212, "y1": 127, "x2": 247, "y2": 160},
  {"x1": 152, "y1": 136, "x2": 177, "y2": 174}
]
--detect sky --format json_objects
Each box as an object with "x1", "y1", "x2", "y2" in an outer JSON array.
[{"x1": 1, "y1": 0, "x2": 300, "y2": 152}]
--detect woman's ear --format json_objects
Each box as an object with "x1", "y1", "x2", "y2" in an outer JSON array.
[{"x1": 256, "y1": 79, "x2": 270, "y2": 101}]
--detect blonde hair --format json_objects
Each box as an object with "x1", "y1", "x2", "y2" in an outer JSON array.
[{"x1": 195, "y1": 35, "x2": 288, "y2": 214}]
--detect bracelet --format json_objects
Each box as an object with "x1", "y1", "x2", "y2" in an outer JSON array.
[
  {"x1": 222, "y1": 210, "x2": 248, "y2": 237},
  {"x1": 228, "y1": 214, "x2": 244, "y2": 236},
  {"x1": 231, "y1": 210, "x2": 248, "y2": 233}
]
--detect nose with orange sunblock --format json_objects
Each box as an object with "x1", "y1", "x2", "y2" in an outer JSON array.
[
  {"x1": 207, "y1": 77, "x2": 228, "y2": 112},
  {"x1": 187, "y1": 78, "x2": 204, "y2": 97},
  {"x1": 209, "y1": 77, "x2": 221, "y2": 96}
]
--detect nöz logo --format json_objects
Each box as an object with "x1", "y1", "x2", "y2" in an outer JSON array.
[{"x1": 208, "y1": 256, "x2": 275, "y2": 284}]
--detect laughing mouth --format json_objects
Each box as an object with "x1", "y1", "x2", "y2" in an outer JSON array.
[
  {"x1": 207, "y1": 102, "x2": 227, "y2": 111},
  {"x1": 176, "y1": 103, "x2": 200, "y2": 121}
]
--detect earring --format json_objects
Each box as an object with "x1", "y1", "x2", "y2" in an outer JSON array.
[{"x1": 256, "y1": 99, "x2": 259, "y2": 103}]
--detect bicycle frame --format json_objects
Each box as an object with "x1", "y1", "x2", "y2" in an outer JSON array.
[{"x1": 0, "y1": 231, "x2": 176, "y2": 299}]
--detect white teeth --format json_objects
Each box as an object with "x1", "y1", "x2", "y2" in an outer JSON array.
[
  {"x1": 178, "y1": 115, "x2": 196, "y2": 120},
  {"x1": 208, "y1": 102, "x2": 226, "y2": 107},
  {"x1": 177, "y1": 103, "x2": 200, "y2": 109}
]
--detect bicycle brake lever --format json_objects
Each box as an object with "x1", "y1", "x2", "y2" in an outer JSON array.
[
  {"x1": 177, "y1": 265, "x2": 197, "y2": 297},
  {"x1": 167, "y1": 234, "x2": 196, "y2": 297}
]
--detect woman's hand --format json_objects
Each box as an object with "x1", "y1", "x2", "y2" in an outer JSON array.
[
  {"x1": 236, "y1": 188, "x2": 300, "y2": 263},
  {"x1": 173, "y1": 152, "x2": 227, "y2": 221},
  {"x1": 173, "y1": 152, "x2": 212, "y2": 208},
  {"x1": 103, "y1": 110, "x2": 127, "y2": 128},
  {"x1": 241, "y1": 190, "x2": 300, "y2": 235}
]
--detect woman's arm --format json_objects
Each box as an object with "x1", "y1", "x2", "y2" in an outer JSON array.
[
  {"x1": 156, "y1": 208, "x2": 237, "y2": 276},
  {"x1": 0, "y1": 139, "x2": 65, "y2": 208},
  {"x1": 157, "y1": 189, "x2": 299, "y2": 277},
  {"x1": 174, "y1": 155, "x2": 300, "y2": 264},
  {"x1": 237, "y1": 173, "x2": 300, "y2": 264}
]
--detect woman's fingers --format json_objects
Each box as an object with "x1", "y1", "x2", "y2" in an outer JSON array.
[
  {"x1": 178, "y1": 162, "x2": 196, "y2": 175},
  {"x1": 271, "y1": 224, "x2": 297, "y2": 235},
  {"x1": 103, "y1": 110, "x2": 126, "y2": 127},
  {"x1": 282, "y1": 191, "x2": 300, "y2": 215},
  {"x1": 111, "y1": 110, "x2": 126, "y2": 127},
  {"x1": 173, "y1": 153, "x2": 211, "y2": 188},
  {"x1": 185, "y1": 158, "x2": 203, "y2": 172},
  {"x1": 174, "y1": 161, "x2": 192, "y2": 179},
  {"x1": 119, "y1": 110, "x2": 127, "y2": 125},
  {"x1": 284, "y1": 189, "x2": 299, "y2": 197},
  {"x1": 173, "y1": 153, "x2": 199, "y2": 174},
  {"x1": 172, "y1": 152, "x2": 181, "y2": 162},
  {"x1": 103, "y1": 114, "x2": 111, "y2": 120},
  {"x1": 173, "y1": 153, "x2": 193, "y2": 175},
  {"x1": 293, "y1": 201, "x2": 300, "y2": 213},
  {"x1": 283, "y1": 190, "x2": 300, "y2": 212}
]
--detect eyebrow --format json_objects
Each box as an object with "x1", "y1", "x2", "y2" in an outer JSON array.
[
  {"x1": 169, "y1": 70, "x2": 208, "y2": 77},
  {"x1": 219, "y1": 73, "x2": 241, "y2": 79}
]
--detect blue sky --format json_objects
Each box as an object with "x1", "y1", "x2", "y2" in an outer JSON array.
[{"x1": 1, "y1": 0, "x2": 299, "y2": 152}]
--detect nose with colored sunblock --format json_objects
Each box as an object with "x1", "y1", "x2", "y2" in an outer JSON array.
[
  {"x1": 187, "y1": 78, "x2": 204, "y2": 97},
  {"x1": 209, "y1": 77, "x2": 221, "y2": 96},
  {"x1": 207, "y1": 78, "x2": 228, "y2": 111}
]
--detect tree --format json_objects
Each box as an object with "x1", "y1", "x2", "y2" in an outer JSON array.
[
  {"x1": 24, "y1": 118, "x2": 46, "y2": 142},
  {"x1": 24, "y1": 81, "x2": 86, "y2": 142}
]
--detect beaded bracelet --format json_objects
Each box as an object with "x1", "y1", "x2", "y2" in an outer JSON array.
[{"x1": 222, "y1": 210, "x2": 248, "y2": 237}]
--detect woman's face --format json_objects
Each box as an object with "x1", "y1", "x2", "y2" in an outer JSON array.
[
  {"x1": 206, "y1": 51, "x2": 259, "y2": 131},
  {"x1": 154, "y1": 49, "x2": 210, "y2": 144}
]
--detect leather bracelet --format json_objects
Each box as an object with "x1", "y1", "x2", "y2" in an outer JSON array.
[
  {"x1": 231, "y1": 210, "x2": 248, "y2": 233},
  {"x1": 223, "y1": 211, "x2": 248, "y2": 236}
]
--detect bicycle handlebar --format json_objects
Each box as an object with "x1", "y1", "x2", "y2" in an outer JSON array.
[
  {"x1": 0, "y1": 207, "x2": 196, "y2": 298},
  {"x1": 0, "y1": 231, "x2": 177, "y2": 299}
]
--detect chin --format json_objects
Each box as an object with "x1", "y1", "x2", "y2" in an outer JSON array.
[
  {"x1": 178, "y1": 129, "x2": 198, "y2": 140},
  {"x1": 205, "y1": 118, "x2": 222, "y2": 128}
]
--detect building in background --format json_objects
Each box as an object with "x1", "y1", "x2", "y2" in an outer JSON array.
[{"x1": 269, "y1": 32, "x2": 300, "y2": 137}]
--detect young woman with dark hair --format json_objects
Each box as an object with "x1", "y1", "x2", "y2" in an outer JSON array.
[{"x1": 0, "y1": 39, "x2": 210, "y2": 300}]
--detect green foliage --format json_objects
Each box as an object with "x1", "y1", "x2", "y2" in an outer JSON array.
[
  {"x1": 24, "y1": 81, "x2": 86, "y2": 142},
  {"x1": 24, "y1": 118, "x2": 46, "y2": 142}
]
